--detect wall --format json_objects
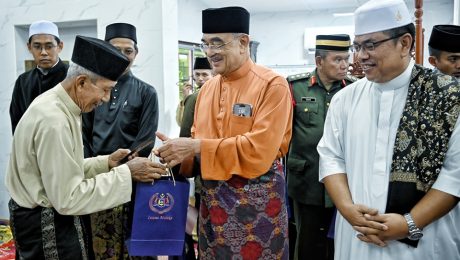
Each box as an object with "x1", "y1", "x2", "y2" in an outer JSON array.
[
  {"x1": 252, "y1": 0, "x2": 454, "y2": 70},
  {"x1": 0, "y1": 0, "x2": 179, "y2": 219},
  {"x1": 454, "y1": 0, "x2": 460, "y2": 24},
  {"x1": 178, "y1": 0, "x2": 208, "y2": 43},
  {"x1": 178, "y1": 0, "x2": 454, "y2": 76}
]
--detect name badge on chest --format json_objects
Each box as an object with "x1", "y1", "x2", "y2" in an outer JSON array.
[{"x1": 301, "y1": 97, "x2": 316, "y2": 102}]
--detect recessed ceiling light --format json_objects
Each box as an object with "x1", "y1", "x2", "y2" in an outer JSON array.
[{"x1": 333, "y1": 12, "x2": 354, "y2": 17}]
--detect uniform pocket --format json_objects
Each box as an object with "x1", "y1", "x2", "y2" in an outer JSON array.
[
  {"x1": 295, "y1": 101, "x2": 318, "y2": 126},
  {"x1": 287, "y1": 157, "x2": 308, "y2": 174}
]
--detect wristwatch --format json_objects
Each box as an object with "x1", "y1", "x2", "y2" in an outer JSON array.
[{"x1": 403, "y1": 213, "x2": 423, "y2": 240}]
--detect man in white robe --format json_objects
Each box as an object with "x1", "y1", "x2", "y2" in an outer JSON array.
[{"x1": 318, "y1": 0, "x2": 460, "y2": 259}]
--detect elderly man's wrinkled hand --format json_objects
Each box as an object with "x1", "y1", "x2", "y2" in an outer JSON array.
[
  {"x1": 126, "y1": 157, "x2": 167, "y2": 182},
  {"x1": 108, "y1": 148, "x2": 133, "y2": 168}
]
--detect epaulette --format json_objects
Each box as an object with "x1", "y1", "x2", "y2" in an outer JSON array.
[
  {"x1": 344, "y1": 74, "x2": 359, "y2": 83},
  {"x1": 287, "y1": 72, "x2": 311, "y2": 83}
]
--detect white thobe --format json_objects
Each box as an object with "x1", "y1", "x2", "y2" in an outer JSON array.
[{"x1": 318, "y1": 61, "x2": 460, "y2": 260}]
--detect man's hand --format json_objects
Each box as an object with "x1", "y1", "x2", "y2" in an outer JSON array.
[
  {"x1": 340, "y1": 203, "x2": 389, "y2": 247},
  {"x1": 182, "y1": 83, "x2": 193, "y2": 98},
  {"x1": 322, "y1": 174, "x2": 389, "y2": 247},
  {"x1": 355, "y1": 189, "x2": 460, "y2": 246},
  {"x1": 108, "y1": 148, "x2": 137, "y2": 168},
  {"x1": 154, "y1": 131, "x2": 200, "y2": 167},
  {"x1": 353, "y1": 213, "x2": 408, "y2": 246},
  {"x1": 341, "y1": 203, "x2": 383, "y2": 228},
  {"x1": 126, "y1": 157, "x2": 167, "y2": 182}
]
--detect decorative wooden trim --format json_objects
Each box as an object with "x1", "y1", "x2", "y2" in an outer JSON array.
[
  {"x1": 349, "y1": 52, "x2": 365, "y2": 78},
  {"x1": 415, "y1": 0, "x2": 424, "y2": 65}
]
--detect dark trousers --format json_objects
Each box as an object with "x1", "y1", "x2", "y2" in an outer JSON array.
[
  {"x1": 9, "y1": 199, "x2": 88, "y2": 260},
  {"x1": 293, "y1": 201, "x2": 334, "y2": 260},
  {"x1": 185, "y1": 192, "x2": 200, "y2": 260},
  {"x1": 81, "y1": 214, "x2": 95, "y2": 260}
]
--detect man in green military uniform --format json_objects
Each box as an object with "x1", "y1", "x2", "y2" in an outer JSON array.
[
  {"x1": 180, "y1": 57, "x2": 213, "y2": 137},
  {"x1": 287, "y1": 34, "x2": 355, "y2": 260}
]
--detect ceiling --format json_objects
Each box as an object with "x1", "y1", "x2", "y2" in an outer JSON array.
[{"x1": 198, "y1": 0, "x2": 446, "y2": 14}]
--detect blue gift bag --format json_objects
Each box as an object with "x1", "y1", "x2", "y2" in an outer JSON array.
[
  {"x1": 327, "y1": 209, "x2": 337, "y2": 239},
  {"x1": 126, "y1": 177, "x2": 190, "y2": 256}
]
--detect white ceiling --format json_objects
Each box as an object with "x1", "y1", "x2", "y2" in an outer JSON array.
[{"x1": 198, "y1": 0, "x2": 447, "y2": 14}]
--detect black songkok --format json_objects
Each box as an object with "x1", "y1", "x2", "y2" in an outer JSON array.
[
  {"x1": 429, "y1": 25, "x2": 460, "y2": 53},
  {"x1": 202, "y1": 7, "x2": 250, "y2": 34},
  {"x1": 193, "y1": 57, "x2": 212, "y2": 70},
  {"x1": 315, "y1": 34, "x2": 351, "y2": 51},
  {"x1": 71, "y1": 35, "x2": 130, "y2": 81},
  {"x1": 105, "y1": 23, "x2": 137, "y2": 43}
]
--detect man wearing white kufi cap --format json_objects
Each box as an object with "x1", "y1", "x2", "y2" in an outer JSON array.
[
  {"x1": 9, "y1": 20, "x2": 68, "y2": 134},
  {"x1": 318, "y1": 0, "x2": 460, "y2": 259}
]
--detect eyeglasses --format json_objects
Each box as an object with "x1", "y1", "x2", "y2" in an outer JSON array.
[
  {"x1": 199, "y1": 40, "x2": 234, "y2": 53},
  {"x1": 116, "y1": 47, "x2": 136, "y2": 56},
  {"x1": 31, "y1": 43, "x2": 57, "y2": 52},
  {"x1": 352, "y1": 33, "x2": 406, "y2": 53}
]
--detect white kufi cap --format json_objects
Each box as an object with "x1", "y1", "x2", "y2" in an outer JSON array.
[
  {"x1": 28, "y1": 20, "x2": 59, "y2": 39},
  {"x1": 354, "y1": 0, "x2": 412, "y2": 36}
]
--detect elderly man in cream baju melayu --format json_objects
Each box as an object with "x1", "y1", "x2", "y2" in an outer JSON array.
[
  {"x1": 318, "y1": 0, "x2": 460, "y2": 259},
  {"x1": 5, "y1": 35, "x2": 166, "y2": 259}
]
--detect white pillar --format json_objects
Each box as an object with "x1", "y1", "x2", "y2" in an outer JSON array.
[
  {"x1": 135, "y1": 0, "x2": 180, "y2": 146},
  {"x1": 454, "y1": 0, "x2": 460, "y2": 25}
]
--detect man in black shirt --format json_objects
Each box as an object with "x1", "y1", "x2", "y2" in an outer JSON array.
[
  {"x1": 10, "y1": 20, "x2": 68, "y2": 134},
  {"x1": 82, "y1": 22, "x2": 159, "y2": 259}
]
